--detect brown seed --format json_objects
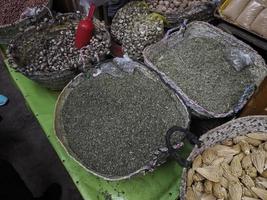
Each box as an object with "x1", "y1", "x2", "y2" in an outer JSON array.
[
  {"x1": 202, "y1": 149, "x2": 217, "y2": 165},
  {"x1": 242, "y1": 155, "x2": 253, "y2": 169},
  {"x1": 221, "y1": 162, "x2": 239, "y2": 183},
  {"x1": 221, "y1": 138, "x2": 234, "y2": 146},
  {"x1": 262, "y1": 170, "x2": 267, "y2": 178},
  {"x1": 240, "y1": 140, "x2": 251, "y2": 155},
  {"x1": 241, "y1": 175, "x2": 255, "y2": 188},
  {"x1": 242, "y1": 197, "x2": 261, "y2": 200},
  {"x1": 230, "y1": 155, "x2": 243, "y2": 177},
  {"x1": 229, "y1": 181, "x2": 242, "y2": 200},
  {"x1": 196, "y1": 166, "x2": 222, "y2": 182},
  {"x1": 193, "y1": 173, "x2": 205, "y2": 182},
  {"x1": 246, "y1": 137, "x2": 262, "y2": 147},
  {"x1": 213, "y1": 182, "x2": 227, "y2": 199},
  {"x1": 186, "y1": 187, "x2": 198, "y2": 200},
  {"x1": 234, "y1": 136, "x2": 247, "y2": 144},
  {"x1": 200, "y1": 194, "x2": 216, "y2": 200},
  {"x1": 204, "y1": 180, "x2": 213, "y2": 194},
  {"x1": 255, "y1": 177, "x2": 267, "y2": 189},
  {"x1": 251, "y1": 187, "x2": 267, "y2": 200},
  {"x1": 213, "y1": 144, "x2": 240, "y2": 157},
  {"x1": 194, "y1": 181, "x2": 204, "y2": 193},
  {"x1": 251, "y1": 149, "x2": 266, "y2": 174},
  {"x1": 211, "y1": 157, "x2": 225, "y2": 166},
  {"x1": 192, "y1": 155, "x2": 203, "y2": 170},
  {"x1": 246, "y1": 166, "x2": 258, "y2": 178},
  {"x1": 220, "y1": 176, "x2": 228, "y2": 188}
]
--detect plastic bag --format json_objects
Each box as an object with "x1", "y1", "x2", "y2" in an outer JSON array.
[
  {"x1": 251, "y1": 8, "x2": 267, "y2": 38},
  {"x1": 221, "y1": 0, "x2": 250, "y2": 21},
  {"x1": 224, "y1": 48, "x2": 253, "y2": 71},
  {"x1": 236, "y1": 0, "x2": 265, "y2": 29}
]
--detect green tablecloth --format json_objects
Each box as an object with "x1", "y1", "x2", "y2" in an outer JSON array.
[{"x1": 3, "y1": 58, "x2": 192, "y2": 200}]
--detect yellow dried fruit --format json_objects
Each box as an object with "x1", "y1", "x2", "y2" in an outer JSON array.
[
  {"x1": 240, "y1": 140, "x2": 251, "y2": 155},
  {"x1": 187, "y1": 168, "x2": 194, "y2": 187},
  {"x1": 192, "y1": 155, "x2": 202, "y2": 170},
  {"x1": 231, "y1": 155, "x2": 243, "y2": 177},
  {"x1": 229, "y1": 181, "x2": 242, "y2": 200},
  {"x1": 213, "y1": 182, "x2": 227, "y2": 199},
  {"x1": 204, "y1": 180, "x2": 213, "y2": 194},
  {"x1": 221, "y1": 138, "x2": 233, "y2": 146},
  {"x1": 213, "y1": 144, "x2": 240, "y2": 157},
  {"x1": 202, "y1": 149, "x2": 217, "y2": 165},
  {"x1": 242, "y1": 155, "x2": 253, "y2": 169},
  {"x1": 241, "y1": 175, "x2": 255, "y2": 188},
  {"x1": 246, "y1": 166, "x2": 258, "y2": 178},
  {"x1": 196, "y1": 166, "x2": 221, "y2": 182},
  {"x1": 251, "y1": 149, "x2": 266, "y2": 174},
  {"x1": 251, "y1": 187, "x2": 267, "y2": 200},
  {"x1": 186, "y1": 187, "x2": 198, "y2": 200},
  {"x1": 220, "y1": 176, "x2": 228, "y2": 188},
  {"x1": 247, "y1": 133, "x2": 267, "y2": 141}
]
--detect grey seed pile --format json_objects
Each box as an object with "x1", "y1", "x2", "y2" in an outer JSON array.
[
  {"x1": 12, "y1": 16, "x2": 110, "y2": 74},
  {"x1": 146, "y1": 0, "x2": 211, "y2": 14},
  {"x1": 152, "y1": 37, "x2": 254, "y2": 114},
  {"x1": 111, "y1": 1, "x2": 149, "y2": 42},
  {"x1": 61, "y1": 69, "x2": 186, "y2": 178},
  {"x1": 111, "y1": 1, "x2": 163, "y2": 60}
]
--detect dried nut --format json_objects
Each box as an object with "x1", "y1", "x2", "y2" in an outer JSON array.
[
  {"x1": 221, "y1": 138, "x2": 233, "y2": 146},
  {"x1": 243, "y1": 186, "x2": 255, "y2": 198},
  {"x1": 211, "y1": 157, "x2": 225, "y2": 166},
  {"x1": 246, "y1": 166, "x2": 258, "y2": 178},
  {"x1": 251, "y1": 187, "x2": 267, "y2": 200},
  {"x1": 247, "y1": 133, "x2": 267, "y2": 141},
  {"x1": 187, "y1": 168, "x2": 194, "y2": 187},
  {"x1": 251, "y1": 149, "x2": 266, "y2": 173},
  {"x1": 192, "y1": 155, "x2": 203, "y2": 169},
  {"x1": 186, "y1": 187, "x2": 198, "y2": 200},
  {"x1": 219, "y1": 176, "x2": 228, "y2": 188},
  {"x1": 194, "y1": 181, "x2": 204, "y2": 193},
  {"x1": 242, "y1": 197, "x2": 261, "y2": 200},
  {"x1": 246, "y1": 137, "x2": 263, "y2": 147},
  {"x1": 233, "y1": 144, "x2": 242, "y2": 152},
  {"x1": 196, "y1": 166, "x2": 222, "y2": 182},
  {"x1": 229, "y1": 181, "x2": 243, "y2": 200},
  {"x1": 213, "y1": 182, "x2": 227, "y2": 199},
  {"x1": 241, "y1": 175, "x2": 255, "y2": 188},
  {"x1": 221, "y1": 162, "x2": 239, "y2": 183},
  {"x1": 263, "y1": 143, "x2": 267, "y2": 151},
  {"x1": 204, "y1": 180, "x2": 213, "y2": 194},
  {"x1": 202, "y1": 149, "x2": 217, "y2": 165},
  {"x1": 213, "y1": 144, "x2": 240, "y2": 157},
  {"x1": 256, "y1": 178, "x2": 267, "y2": 189},
  {"x1": 236, "y1": 152, "x2": 246, "y2": 161},
  {"x1": 231, "y1": 155, "x2": 243, "y2": 177},
  {"x1": 242, "y1": 155, "x2": 253, "y2": 169},
  {"x1": 240, "y1": 140, "x2": 251, "y2": 155}
]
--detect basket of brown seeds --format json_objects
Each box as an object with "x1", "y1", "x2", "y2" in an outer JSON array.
[
  {"x1": 179, "y1": 115, "x2": 267, "y2": 200},
  {"x1": 7, "y1": 13, "x2": 111, "y2": 90}
]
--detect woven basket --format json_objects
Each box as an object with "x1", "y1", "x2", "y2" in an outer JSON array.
[
  {"x1": 179, "y1": 115, "x2": 267, "y2": 199},
  {"x1": 147, "y1": 1, "x2": 216, "y2": 27},
  {"x1": 7, "y1": 13, "x2": 111, "y2": 91},
  {"x1": 0, "y1": 0, "x2": 53, "y2": 44},
  {"x1": 54, "y1": 61, "x2": 191, "y2": 181},
  {"x1": 143, "y1": 21, "x2": 267, "y2": 118}
]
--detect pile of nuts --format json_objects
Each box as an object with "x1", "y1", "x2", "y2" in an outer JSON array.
[
  {"x1": 0, "y1": 0, "x2": 49, "y2": 25},
  {"x1": 146, "y1": 0, "x2": 210, "y2": 14},
  {"x1": 111, "y1": 1, "x2": 164, "y2": 60},
  {"x1": 185, "y1": 132, "x2": 267, "y2": 200},
  {"x1": 9, "y1": 15, "x2": 110, "y2": 74}
]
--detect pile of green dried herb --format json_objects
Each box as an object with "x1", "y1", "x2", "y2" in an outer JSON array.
[
  {"x1": 60, "y1": 68, "x2": 188, "y2": 178},
  {"x1": 152, "y1": 37, "x2": 255, "y2": 114}
]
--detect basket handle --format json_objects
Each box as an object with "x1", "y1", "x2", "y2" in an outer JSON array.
[
  {"x1": 165, "y1": 126, "x2": 201, "y2": 168},
  {"x1": 163, "y1": 19, "x2": 188, "y2": 40}
]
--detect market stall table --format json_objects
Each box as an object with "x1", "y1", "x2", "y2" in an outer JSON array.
[{"x1": 0, "y1": 47, "x2": 192, "y2": 200}]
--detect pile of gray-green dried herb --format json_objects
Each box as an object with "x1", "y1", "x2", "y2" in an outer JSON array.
[
  {"x1": 111, "y1": 1, "x2": 164, "y2": 60},
  {"x1": 61, "y1": 68, "x2": 187, "y2": 178},
  {"x1": 9, "y1": 16, "x2": 110, "y2": 74},
  {"x1": 152, "y1": 37, "x2": 255, "y2": 114}
]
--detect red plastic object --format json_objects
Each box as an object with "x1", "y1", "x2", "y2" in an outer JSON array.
[{"x1": 75, "y1": 3, "x2": 96, "y2": 49}]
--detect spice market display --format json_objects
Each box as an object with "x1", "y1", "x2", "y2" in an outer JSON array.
[{"x1": 0, "y1": 0, "x2": 267, "y2": 199}]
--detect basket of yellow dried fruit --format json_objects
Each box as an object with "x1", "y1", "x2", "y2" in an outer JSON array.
[{"x1": 179, "y1": 115, "x2": 267, "y2": 200}]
